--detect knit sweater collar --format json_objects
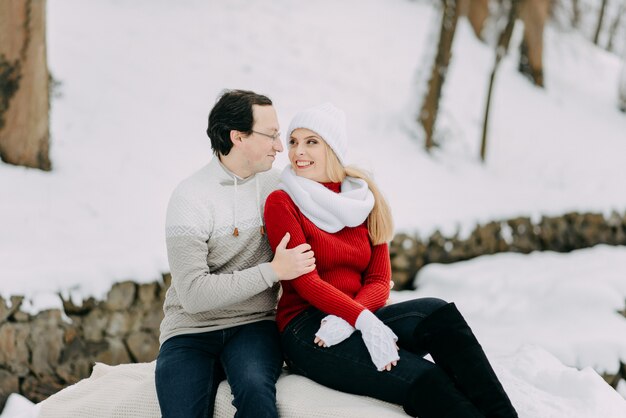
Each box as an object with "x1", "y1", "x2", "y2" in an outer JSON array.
[
  {"x1": 208, "y1": 156, "x2": 264, "y2": 236},
  {"x1": 209, "y1": 156, "x2": 256, "y2": 186},
  {"x1": 321, "y1": 182, "x2": 342, "y2": 193},
  {"x1": 279, "y1": 166, "x2": 374, "y2": 233}
]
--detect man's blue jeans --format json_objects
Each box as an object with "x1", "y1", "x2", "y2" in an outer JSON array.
[{"x1": 155, "y1": 320, "x2": 283, "y2": 418}]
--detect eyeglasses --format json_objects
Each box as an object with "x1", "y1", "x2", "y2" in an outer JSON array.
[{"x1": 252, "y1": 130, "x2": 281, "y2": 142}]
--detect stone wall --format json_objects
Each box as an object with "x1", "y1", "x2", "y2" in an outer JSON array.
[
  {"x1": 386, "y1": 209, "x2": 626, "y2": 393},
  {"x1": 0, "y1": 276, "x2": 170, "y2": 411},
  {"x1": 1, "y1": 210, "x2": 626, "y2": 410},
  {"x1": 389, "y1": 210, "x2": 626, "y2": 289}
]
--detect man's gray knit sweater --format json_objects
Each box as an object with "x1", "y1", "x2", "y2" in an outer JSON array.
[{"x1": 160, "y1": 157, "x2": 280, "y2": 345}]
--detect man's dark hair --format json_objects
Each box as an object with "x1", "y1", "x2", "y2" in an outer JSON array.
[{"x1": 206, "y1": 89, "x2": 273, "y2": 156}]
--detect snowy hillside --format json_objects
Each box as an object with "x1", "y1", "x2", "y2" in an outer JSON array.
[{"x1": 1, "y1": 0, "x2": 626, "y2": 415}]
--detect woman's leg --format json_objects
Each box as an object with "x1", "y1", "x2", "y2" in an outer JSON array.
[
  {"x1": 375, "y1": 297, "x2": 448, "y2": 354},
  {"x1": 281, "y1": 308, "x2": 482, "y2": 418},
  {"x1": 382, "y1": 299, "x2": 518, "y2": 418}
]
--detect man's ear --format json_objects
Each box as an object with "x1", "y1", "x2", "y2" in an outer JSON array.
[{"x1": 230, "y1": 130, "x2": 243, "y2": 148}]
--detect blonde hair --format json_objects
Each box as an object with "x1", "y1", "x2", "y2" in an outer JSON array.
[{"x1": 324, "y1": 145, "x2": 394, "y2": 245}]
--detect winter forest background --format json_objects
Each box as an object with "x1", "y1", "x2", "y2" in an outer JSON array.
[{"x1": 1, "y1": 0, "x2": 626, "y2": 416}]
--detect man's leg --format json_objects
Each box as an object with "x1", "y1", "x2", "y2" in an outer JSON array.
[
  {"x1": 155, "y1": 332, "x2": 225, "y2": 418},
  {"x1": 220, "y1": 321, "x2": 283, "y2": 418}
]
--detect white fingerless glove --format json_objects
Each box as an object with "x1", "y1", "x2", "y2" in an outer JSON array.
[
  {"x1": 355, "y1": 310, "x2": 400, "y2": 371},
  {"x1": 315, "y1": 315, "x2": 355, "y2": 347}
]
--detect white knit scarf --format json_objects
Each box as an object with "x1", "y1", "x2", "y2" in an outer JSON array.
[{"x1": 279, "y1": 166, "x2": 375, "y2": 233}]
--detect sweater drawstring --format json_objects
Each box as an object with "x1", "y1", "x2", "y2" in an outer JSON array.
[
  {"x1": 256, "y1": 177, "x2": 265, "y2": 235},
  {"x1": 233, "y1": 176, "x2": 239, "y2": 236},
  {"x1": 232, "y1": 175, "x2": 264, "y2": 237}
]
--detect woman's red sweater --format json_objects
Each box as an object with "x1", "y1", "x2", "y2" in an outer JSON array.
[{"x1": 264, "y1": 183, "x2": 392, "y2": 332}]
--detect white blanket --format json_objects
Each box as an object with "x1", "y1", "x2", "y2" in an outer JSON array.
[
  {"x1": 36, "y1": 345, "x2": 626, "y2": 418},
  {"x1": 37, "y1": 362, "x2": 405, "y2": 418}
]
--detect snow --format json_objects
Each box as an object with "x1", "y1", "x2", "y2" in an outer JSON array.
[
  {"x1": 1, "y1": 0, "x2": 626, "y2": 416},
  {"x1": 496, "y1": 345, "x2": 626, "y2": 418},
  {"x1": 392, "y1": 245, "x2": 626, "y2": 374}
]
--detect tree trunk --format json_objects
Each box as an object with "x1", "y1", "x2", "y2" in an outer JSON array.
[
  {"x1": 518, "y1": 0, "x2": 549, "y2": 87},
  {"x1": 467, "y1": 0, "x2": 490, "y2": 39},
  {"x1": 480, "y1": 0, "x2": 521, "y2": 162},
  {"x1": 571, "y1": 0, "x2": 581, "y2": 28},
  {"x1": 606, "y1": 1, "x2": 625, "y2": 52},
  {"x1": 592, "y1": 0, "x2": 609, "y2": 45},
  {"x1": 419, "y1": 0, "x2": 460, "y2": 150},
  {"x1": 619, "y1": 60, "x2": 626, "y2": 112},
  {"x1": 0, "y1": 0, "x2": 51, "y2": 171}
]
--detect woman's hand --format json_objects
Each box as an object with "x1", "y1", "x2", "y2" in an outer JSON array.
[
  {"x1": 381, "y1": 346, "x2": 400, "y2": 371},
  {"x1": 314, "y1": 315, "x2": 355, "y2": 347},
  {"x1": 354, "y1": 310, "x2": 400, "y2": 372}
]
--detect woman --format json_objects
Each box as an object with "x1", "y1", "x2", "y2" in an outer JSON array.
[{"x1": 263, "y1": 103, "x2": 518, "y2": 418}]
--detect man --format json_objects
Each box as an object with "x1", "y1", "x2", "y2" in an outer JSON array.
[{"x1": 155, "y1": 90, "x2": 315, "y2": 418}]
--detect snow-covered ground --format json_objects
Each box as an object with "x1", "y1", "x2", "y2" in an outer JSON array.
[
  {"x1": 392, "y1": 245, "x2": 626, "y2": 375},
  {"x1": 2, "y1": 0, "x2": 626, "y2": 416}
]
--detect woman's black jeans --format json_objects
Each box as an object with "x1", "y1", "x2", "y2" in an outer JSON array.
[
  {"x1": 280, "y1": 298, "x2": 451, "y2": 413},
  {"x1": 281, "y1": 297, "x2": 517, "y2": 418}
]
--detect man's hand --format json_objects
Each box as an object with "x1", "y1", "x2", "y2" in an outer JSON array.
[{"x1": 270, "y1": 233, "x2": 315, "y2": 281}]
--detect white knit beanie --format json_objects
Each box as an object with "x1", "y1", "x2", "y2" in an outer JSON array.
[{"x1": 286, "y1": 103, "x2": 348, "y2": 164}]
